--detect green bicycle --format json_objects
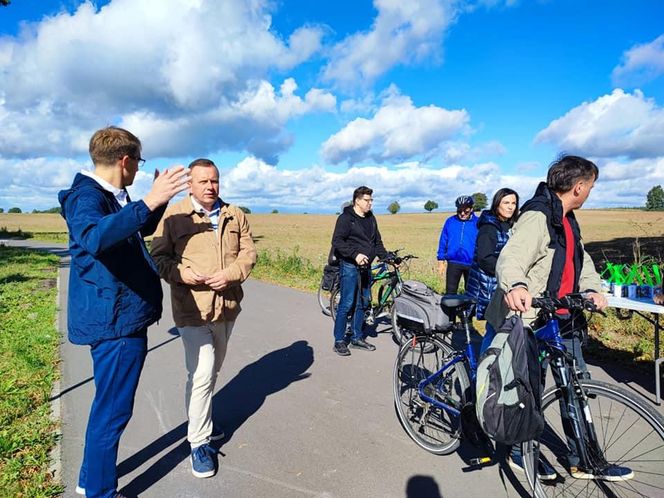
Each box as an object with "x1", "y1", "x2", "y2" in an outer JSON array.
[{"x1": 330, "y1": 252, "x2": 416, "y2": 327}]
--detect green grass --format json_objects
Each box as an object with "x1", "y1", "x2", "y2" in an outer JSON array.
[
  {"x1": 251, "y1": 247, "x2": 321, "y2": 291},
  {"x1": 0, "y1": 227, "x2": 68, "y2": 244},
  {"x1": 0, "y1": 246, "x2": 63, "y2": 497}
]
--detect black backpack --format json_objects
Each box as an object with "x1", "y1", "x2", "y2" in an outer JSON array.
[{"x1": 475, "y1": 315, "x2": 544, "y2": 445}]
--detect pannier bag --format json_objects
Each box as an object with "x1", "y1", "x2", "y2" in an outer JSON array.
[
  {"x1": 393, "y1": 280, "x2": 451, "y2": 334},
  {"x1": 475, "y1": 315, "x2": 544, "y2": 445},
  {"x1": 321, "y1": 264, "x2": 339, "y2": 291}
]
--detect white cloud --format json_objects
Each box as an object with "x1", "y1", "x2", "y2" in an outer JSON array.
[
  {"x1": 0, "y1": 0, "x2": 328, "y2": 161},
  {"x1": 535, "y1": 89, "x2": 664, "y2": 159},
  {"x1": 322, "y1": 0, "x2": 458, "y2": 87},
  {"x1": 322, "y1": 89, "x2": 470, "y2": 165},
  {"x1": 612, "y1": 34, "x2": 664, "y2": 87},
  {"x1": 4, "y1": 154, "x2": 663, "y2": 213}
]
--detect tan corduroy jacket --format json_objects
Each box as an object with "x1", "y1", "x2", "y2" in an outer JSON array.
[{"x1": 150, "y1": 196, "x2": 257, "y2": 327}]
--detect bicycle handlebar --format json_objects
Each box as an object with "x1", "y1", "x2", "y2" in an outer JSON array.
[{"x1": 531, "y1": 293, "x2": 602, "y2": 315}]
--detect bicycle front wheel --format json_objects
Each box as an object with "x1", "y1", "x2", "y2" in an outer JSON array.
[
  {"x1": 393, "y1": 334, "x2": 469, "y2": 455},
  {"x1": 522, "y1": 379, "x2": 664, "y2": 497}
]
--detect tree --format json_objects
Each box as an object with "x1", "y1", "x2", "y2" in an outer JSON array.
[
  {"x1": 424, "y1": 200, "x2": 438, "y2": 212},
  {"x1": 8, "y1": 207, "x2": 21, "y2": 213},
  {"x1": 0, "y1": 208, "x2": 4, "y2": 213},
  {"x1": 239, "y1": 206, "x2": 251, "y2": 214},
  {"x1": 645, "y1": 185, "x2": 664, "y2": 211},
  {"x1": 271, "y1": 209, "x2": 279, "y2": 214},
  {"x1": 472, "y1": 192, "x2": 488, "y2": 211},
  {"x1": 387, "y1": 201, "x2": 400, "y2": 214}
]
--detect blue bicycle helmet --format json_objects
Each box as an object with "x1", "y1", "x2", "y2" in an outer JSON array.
[{"x1": 455, "y1": 195, "x2": 474, "y2": 208}]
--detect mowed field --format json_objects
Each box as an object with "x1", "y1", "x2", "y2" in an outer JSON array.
[{"x1": 2, "y1": 209, "x2": 663, "y2": 288}]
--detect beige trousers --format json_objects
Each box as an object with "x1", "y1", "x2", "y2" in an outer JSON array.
[{"x1": 178, "y1": 321, "x2": 234, "y2": 447}]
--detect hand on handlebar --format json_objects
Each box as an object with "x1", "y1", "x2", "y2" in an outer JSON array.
[
  {"x1": 585, "y1": 291, "x2": 608, "y2": 311},
  {"x1": 505, "y1": 287, "x2": 532, "y2": 312}
]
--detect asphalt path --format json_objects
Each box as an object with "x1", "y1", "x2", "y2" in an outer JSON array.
[{"x1": 4, "y1": 239, "x2": 663, "y2": 498}]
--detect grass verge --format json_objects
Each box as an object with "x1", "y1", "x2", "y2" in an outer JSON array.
[{"x1": 0, "y1": 245, "x2": 63, "y2": 497}]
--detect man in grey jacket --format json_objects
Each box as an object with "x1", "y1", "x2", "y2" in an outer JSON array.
[{"x1": 485, "y1": 155, "x2": 633, "y2": 482}]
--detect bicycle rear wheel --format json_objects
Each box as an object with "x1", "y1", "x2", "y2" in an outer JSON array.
[
  {"x1": 522, "y1": 379, "x2": 664, "y2": 497},
  {"x1": 329, "y1": 286, "x2": 341, "y2": 321},
  {"x1": 393, "y1": 334, "x2": 469, "y2": 455},
  {"x1": 317, "y1": 277, "x2": 335, "y2": 316},
  {"x1": 391, "y1": 304, "x2": 415, "y2": 345}
]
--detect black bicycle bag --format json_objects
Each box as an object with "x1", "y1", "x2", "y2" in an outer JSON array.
[
  {"x1": 393, "y1": 280, "x2": 451, "y2": 334},
  {"x1": 475, "y1": 315, "x2": 544, "y2": 445},
  {"x1": 321, "y1": 264, "x2": 339, "y2": 291}
]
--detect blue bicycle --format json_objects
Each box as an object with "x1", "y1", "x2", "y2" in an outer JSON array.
[
  {"x1": 392, "y1": 294, "x2": 479, "y2": 455},
  {"x1": 394, "y1": 292, "x2": 664, "y2": 497}
]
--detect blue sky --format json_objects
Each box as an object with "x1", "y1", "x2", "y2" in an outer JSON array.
[{"x1": 1, "y1": 0, "x2": 663, "y2": 213}]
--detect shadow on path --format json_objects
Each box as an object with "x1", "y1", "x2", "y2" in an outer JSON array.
[
  {"x1": 119, "y1": 340, "x2": 314, "y2": 496},
  {"x1": 50, "y1": 333, "x2": 181, "y2": 402},
  {"x1": 406, "y1": 475, "x2": 442, "y2": 497}
]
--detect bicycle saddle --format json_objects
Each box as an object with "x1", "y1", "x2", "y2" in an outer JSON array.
[{"x1": 440, "y1": 295, "x2": 475, "y2": 309}]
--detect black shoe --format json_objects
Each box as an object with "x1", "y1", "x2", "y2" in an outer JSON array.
[
  {"x1": 349, "y1": 338, "x2": 376, "y2": 351},
  {"x1": 333, "y1": 341, "x2": 351, "y2": 356}
]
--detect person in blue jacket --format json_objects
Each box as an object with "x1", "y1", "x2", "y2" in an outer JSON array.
[
  {"x1": 58, "y1": 126, "x2": 190, "y2": 498},
  {"x1": 465, "y1": 188, "x2": 519, "y2": 353},
  {"x1": 436, "y1": 195, "x2": 479, "y2": 294}
]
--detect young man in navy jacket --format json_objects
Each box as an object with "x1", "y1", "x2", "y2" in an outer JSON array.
[{"x1": 59, "y1": 126, "x2": 189, "y2": 498}]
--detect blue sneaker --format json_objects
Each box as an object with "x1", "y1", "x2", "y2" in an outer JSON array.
[
  {"x1": 509, "y1": 449, "x2": 557, "y2": 481},
  {"x1": 570, "y1": 464, "x2": 634, "y2": 481},
  {"x1": 191, "y1": 444, "x2": 216, "y2": 478}
]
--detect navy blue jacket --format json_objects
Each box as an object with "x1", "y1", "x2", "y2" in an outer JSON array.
[
  {"x1": 465, "y1": 211, "x2": 511, "y2": 319},
  {"x1": 58, "y1": 173, "x2": 166, "y2": 345},
  {"x1": 436, "y1": 213, "x2": 479, "y2": 266}
]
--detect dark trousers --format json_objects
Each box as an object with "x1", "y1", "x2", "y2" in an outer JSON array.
[
  {"x1": 445, "y1": 262, "x2": 470, "y2": 294},
  {"x1": 78, "y1": 332, "x2": 147, "y2": 498},
  {"x1": 548, "y1": 336, "x2": 588, "y2": 468}
]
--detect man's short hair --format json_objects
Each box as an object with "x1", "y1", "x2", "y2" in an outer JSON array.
[
  {"x1": 353, "y1": 186, "x2": 373, "y2": 203},
  {"x1": 89, "y1": 126, "x2": 141, "y2": 166},
  {"x1": 188, "y1": 158, "x2": 217, "y2": 170},
  {"x1": 547, "y1": 155, "x2": 599, "y2": 193}
]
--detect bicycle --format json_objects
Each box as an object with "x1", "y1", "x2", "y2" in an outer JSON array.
[
  {"x1": 330, "y1": 252, "x2": 416, "y2": 327},
  {"x1": 521, "y1": 293, "x2": 664, "y2": 497},
  {"x1": 392, "y1": 294, "x2": 482, "y2": 455},
  {"x1": 316, "y1": 260, "x2": 385, "y2": 317},
  {"x1": 317, "y1": 264, "x2": 339, "y2": 317}
]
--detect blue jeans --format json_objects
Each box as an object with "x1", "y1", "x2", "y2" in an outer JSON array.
[
  {"x1": 333, "y1": 261, "x2": 370, "y2": 343},
  {"x1": 78, "y1": 332, "x2": 147, "y2": 498}
]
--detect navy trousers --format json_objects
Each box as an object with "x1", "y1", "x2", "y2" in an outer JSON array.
[{"x1": 78, "y1": 332, "x2": 147, "y2": 498}]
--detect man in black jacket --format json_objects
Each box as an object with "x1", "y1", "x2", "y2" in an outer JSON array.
[{"x1": 331, "y1": 186, "x2": 389, "y2": 356}]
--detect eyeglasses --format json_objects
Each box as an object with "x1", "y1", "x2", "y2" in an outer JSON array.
[{"x1": 129, "y1": 156, "x2": 146, "y2": 167}]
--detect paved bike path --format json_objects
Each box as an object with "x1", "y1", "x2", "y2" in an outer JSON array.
[{"x1": 4, "y1": 240, "x2": 662, "y2": 497}]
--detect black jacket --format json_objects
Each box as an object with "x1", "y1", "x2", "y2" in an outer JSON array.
[
  {"x1": 331, "y1": 206, "x2": 388, "y2": 266},
  {"x1": 520, "y1": 182, "x2": 585, "y2": 296}
]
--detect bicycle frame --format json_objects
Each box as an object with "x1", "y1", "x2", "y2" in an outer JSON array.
[
  {"x1": 416, "y1": 306, "x2": 478, "y2": 418},
  {"x1": 532, "y1": 299, "x2": 609, "y2": 473}
]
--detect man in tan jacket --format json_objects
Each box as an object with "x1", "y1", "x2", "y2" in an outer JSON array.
[{"x1": 151, "y1": 158, "x2": 256, "y2": 479}]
